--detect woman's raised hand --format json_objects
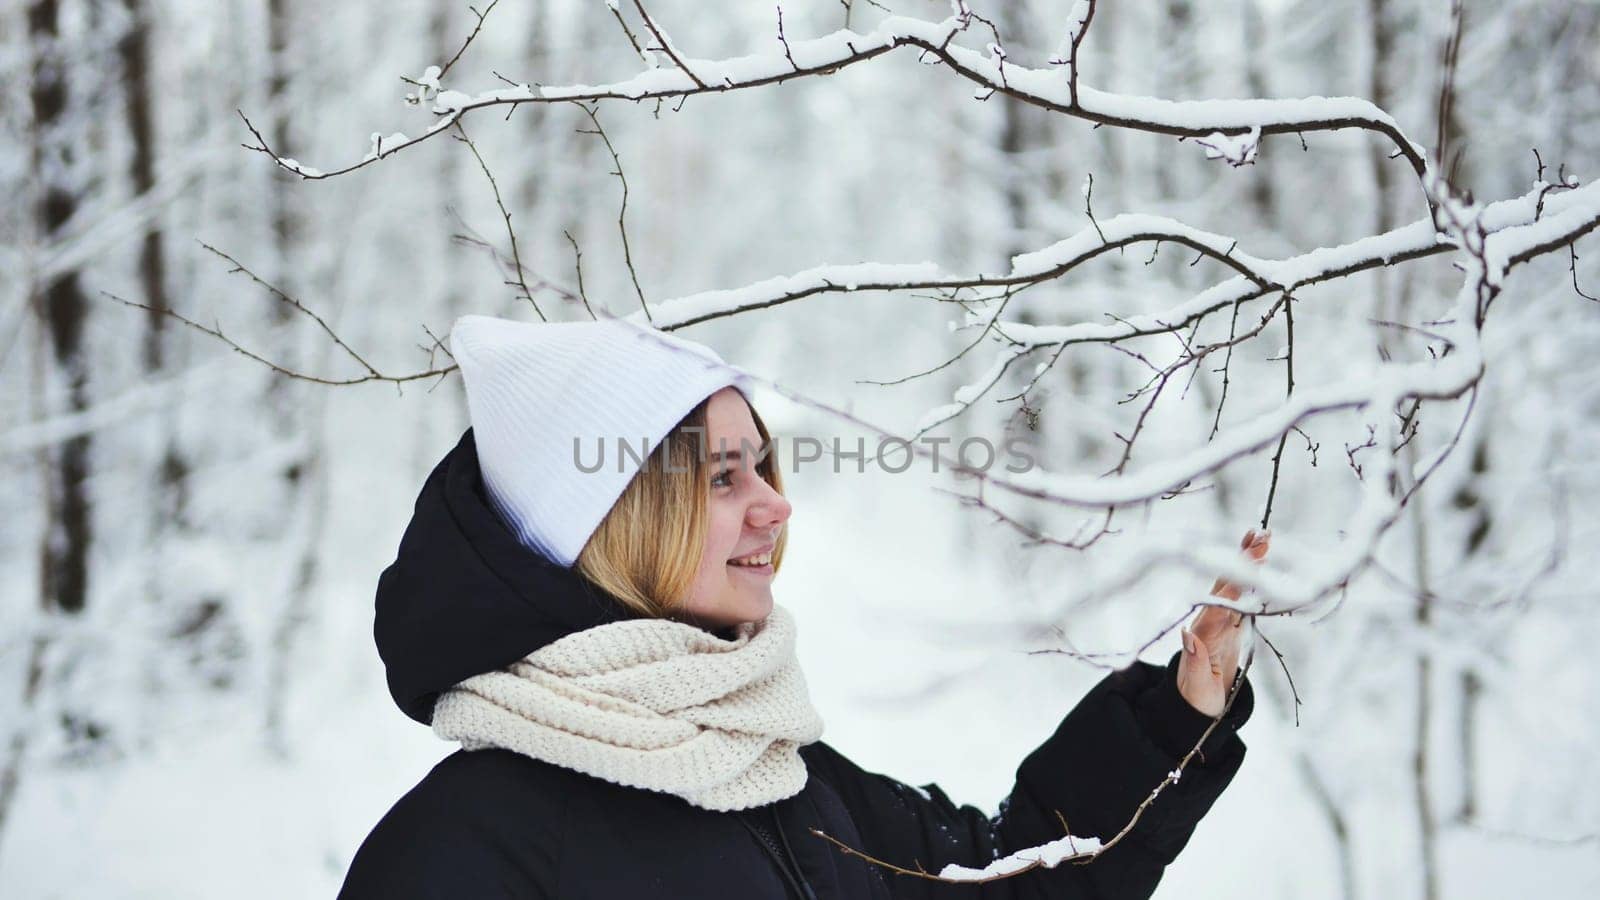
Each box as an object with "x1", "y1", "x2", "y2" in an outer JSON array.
[{"x1": 1176, "y1": 529, "x2": 1270, "y2": 718}]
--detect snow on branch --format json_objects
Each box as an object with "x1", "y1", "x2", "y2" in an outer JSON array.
[
  {"x1": 919, "y1": 178, "x2": 1599, "y2": 433},
  {"x1": 1195, "y1": 126, "x2": 1261, "y2": 167},
  {"x1": 1048, "y1": 0, "x2": 1096, "y2": 106},
  {"x1": 633, "y1": 213, "x2": 1277, "y2": 330},
  {"x1": 241, "y1": 9, "x2": 1429, "y2": 197},
  {"x1": 938, "y1": 833, "x2": 1102, "y2": 881}
]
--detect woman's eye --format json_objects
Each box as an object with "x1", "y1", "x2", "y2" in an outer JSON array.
[{"x1": 711, "y1": 469, "x2": 734, "y2": 488}]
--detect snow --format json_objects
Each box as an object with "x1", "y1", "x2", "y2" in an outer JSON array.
[
  {"x1": 1194, "y1": 126, "x2": 1261, "y2": 167},
  {"x1": 1008, "y1": 213, "x2": 1271, "y2": 279},
  {"x1": 274, "y1": 157, "x2": 324, "y2": 178},
  {"x1": 914, "y1": 402, "x2": 967, "y2": 435},
  {"x1": 430, "y1": 89, "x2": 473, "y2": 115},
  {"x1": 634, "y1": 262, "x2": 944, "y2": 329},
  {"x1": 1049, "y1": 1, "x2": 1093, "y2": 69},
  {"x1": 364, "y1": 132, "x2": 408, "y2": 162},
  {"x1": 1484, "y1": 181, "x2": 1600, "y2": 275},
  {"x1": 938, "y1": 832, "x2": 1103, "y2": 881}
]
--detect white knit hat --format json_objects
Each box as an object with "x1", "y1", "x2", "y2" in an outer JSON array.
[{"x1": 450, "y1": 314, "x2": 753, "y2": 567}]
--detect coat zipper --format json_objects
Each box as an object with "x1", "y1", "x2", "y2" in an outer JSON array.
[
  {"x1": 737, "y1": 808, "x2": 817, "y2": 900},
  {"x1": 772, "y1": 809, "x2": 820, "y2": 900}
]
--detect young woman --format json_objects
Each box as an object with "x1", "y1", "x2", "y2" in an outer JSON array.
[{"x1": 338, "y1": 315, "x2": 1265, "y2": 899}]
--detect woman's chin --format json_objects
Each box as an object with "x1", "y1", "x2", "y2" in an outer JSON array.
[
  {"x1": 746, "y1": 591, "x2": 775, "y2": 619},
  {"x1": 678, "y1": 587, "x2": 774, "y2": 630},
  {"x1": 728, "y1": 590, "x2": 774, "y2": 627}
]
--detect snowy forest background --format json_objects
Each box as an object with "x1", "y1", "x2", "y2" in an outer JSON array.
[{"x1": 3, "y1": 0, "x2": 1599, "y2": 896}]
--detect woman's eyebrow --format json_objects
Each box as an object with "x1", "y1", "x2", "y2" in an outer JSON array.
[{"x1": 708, "y1": 439, "x2": 772, "y2": 465}]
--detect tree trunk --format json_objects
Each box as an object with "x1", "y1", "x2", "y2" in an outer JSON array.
[
  {"x1": 261, "y1": 0, "x2": 317, "y2": 757},
  {"x1": 2, "y1": 0, "x2": 97, "y2": 845},
  {"x1": 32, "y1": 0, "x2": 93, "y2": 619}
]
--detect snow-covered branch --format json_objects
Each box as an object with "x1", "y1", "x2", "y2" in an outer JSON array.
[
  {"x1": 243, "y1": 10, "x2": 1429, "y2": 198},
  {"x1": 919, "y1": 178, "x2": 1599, "y2": 434},
  {"x1": 631, "y1": 212, "x2": 1277, "y2": 330}
]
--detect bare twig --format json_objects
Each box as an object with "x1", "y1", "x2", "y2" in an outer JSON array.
[
  {"x1": 1255, "y1": 625, "x2": 1302, "y2": 725},
  {"x1": 453, "y1": 122, "x2": 546, "y2": 320},
  {"x1": 1209, "y1": 298, "x2": 1245, "y2": 439},
  {"x1": 1083, "y1": 172, "x2": 1108, "y2": 244},
  {"x1": 104, "y1": 291, "x2": 455, "y2": 389},
  {"x1": 440, "y1": 0, "x2": 501, "y2": 80},
  {"x1": 1261, "y1": 293, "x2": 1296, "y2": 529},
  {"x1": 572, "y1": 102, "x2": 652, "y2": 323},
  {"x1": 632, "y1": 0, "x2": 706, "y2": 88},
  {"x1": 777, "y1": 5, "x2": 799, "y2": 71},
  {"x1": 604, "y1": 2, "x2": 647, "y2": 59},
  {"x1": 1572, "y1": 243, "x2": 1598, "y2": 302},
  {"x1": 565, "y1": 230, "x2": 597, "y2": 319}
]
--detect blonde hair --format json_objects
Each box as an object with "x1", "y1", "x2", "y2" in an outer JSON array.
[{"x1": 575, "y1": 393, "x2": 787, "y2": 617}]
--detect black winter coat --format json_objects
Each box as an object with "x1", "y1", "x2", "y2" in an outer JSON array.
[{"x1": 338, "y1": 430, "x2": 1254, "y2": 899}]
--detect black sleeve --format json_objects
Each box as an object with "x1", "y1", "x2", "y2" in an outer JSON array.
[{"x1": 801, "y1": 651, "x2": 1253, "y2": 899}]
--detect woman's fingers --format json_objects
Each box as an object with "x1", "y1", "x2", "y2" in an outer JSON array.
[
  {"x1": 1179, "y1": 628, "x2": 1225, "y2": 717},
  {"x1": 1190, "y1": 603, "x2": 1228, "y2": 640},
  {"x1": 1194, "y1": 605, "x2": 1242, "y2": 651},
  {"x1": 1245, "y1": 528, "x2": 1271, "y2": 562},
  {"x1": 1211, "y1": 529, "x2": 1272, "y2": 599},
  {"x1": 1187, "y1": 527, "x2": 1266, "y2": 709},
  {"x1": 1209, "y1": 575, "x2": 1240, "y2": 601}
]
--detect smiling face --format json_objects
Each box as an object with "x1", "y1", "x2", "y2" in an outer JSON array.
[{"x1": 674, "y1": 387, "x2": 793, "y2": 630}]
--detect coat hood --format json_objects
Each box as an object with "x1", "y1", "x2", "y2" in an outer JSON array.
[{"x1": 374, "y1": 429, "x2": 637, "y2": 724}]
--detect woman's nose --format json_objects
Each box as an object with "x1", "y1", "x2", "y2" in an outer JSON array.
[{"x1": 748, "y1": 482, "x2": 792, "y2": 529}]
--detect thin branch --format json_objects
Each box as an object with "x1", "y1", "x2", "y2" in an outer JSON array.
[
  {"x1": 859, "y1": 285, "x2": 1027, "y2": 388},
  {"x1": 1209, "y1": 297, "x2": 1245, "y2": 439},
  {"x1": 1255, "y1": 625, "x2": 1302, "y2": 726},
  {"x1": 632, "y1": 0, "x2": 706, "y2": 88},
  {"x1": 604, "y1": 2, "x2": 647, "y2": 59},
  {"x1": 1571, "y1": 242, "x2": 1598, "y2": 302},
  {"x1": 1261, "y1": 292, "x2": 1296, "y2": 529},
  {"x1": 440, "y1": 0, "x2": 501, "y2": 80},
  {"x1": 939, "y1": 483, "x2": 1120, "y2": 552},
  {"x1": 1083, "y1": 172, "x2": 1107, "y2": 244},
  {"x1": 452, "y1": 122, "x2": 547, "y2": 320},
  {"x1": 103, "y1": 291, "x2": 455, "y2": 388},
  {"x1": 446, "y1": 207, "x2": 583, "y2": 311},
  {"x1": 572, "y1": 101, "x2": 652, "y2": 323},
  {"x1": 196, "y1": 241, "x2": 383, "y2": 372},
  {"x1": 1067, "y1": 0, "x2": 1096, "y2": 106},
  {"x1": 777, "y1": 5, "x2": 800, "y2": 72},
  {"x1": 565, "y1": 229, "x2": 597, "y2": 319}
]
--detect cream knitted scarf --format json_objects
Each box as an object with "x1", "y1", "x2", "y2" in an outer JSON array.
[{"x1": 431, "y1": 604, "x2": 824, "y2": 812}]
